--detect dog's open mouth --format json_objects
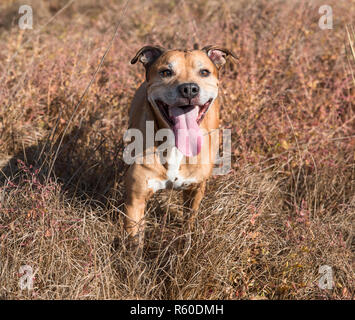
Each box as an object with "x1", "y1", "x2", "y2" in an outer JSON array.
[
  {"x1": 154, "y1": 99, "x2": 213, "y2": 157},
  {"x1": 155, "y1": 98, "x2": 212, "y2": 127}
]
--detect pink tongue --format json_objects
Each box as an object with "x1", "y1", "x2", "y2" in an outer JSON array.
[{"x1": 170, "y1": 106, "x2": 203, "y2": 157}]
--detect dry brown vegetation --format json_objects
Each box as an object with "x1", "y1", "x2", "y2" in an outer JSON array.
[{"x1": 0, "y1": 0, "x2": 354, "y2": 299}]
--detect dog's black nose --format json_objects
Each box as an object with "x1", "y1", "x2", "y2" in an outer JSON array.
[{"x1": 178, "y1": 83, "x2": 200, "y2": 99}]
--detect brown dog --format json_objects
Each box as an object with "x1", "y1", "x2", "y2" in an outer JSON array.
[{"x1": 124, "y1": 45, "x2": 237, "y2": 249}]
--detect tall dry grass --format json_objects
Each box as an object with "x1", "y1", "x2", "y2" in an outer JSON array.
[{"x1": 0, "y1": 0, "x2": 354, "y2": 299}]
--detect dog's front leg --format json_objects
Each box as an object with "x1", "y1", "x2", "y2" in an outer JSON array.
[
  {"x1": 124, "y1": 189, "x2": 152, "y2": 251},
  {"x1": 183, "y1": 180, "x2": 206, "y2": 228}
]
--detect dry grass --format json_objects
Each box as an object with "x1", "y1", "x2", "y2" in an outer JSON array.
[{"x1": 0, "y1": 0, "x2": 354, "y2": 299}]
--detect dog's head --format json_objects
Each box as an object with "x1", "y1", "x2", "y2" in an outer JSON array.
[{"x1": 131, "y1": 45, "x2": 237, "y2": 156}]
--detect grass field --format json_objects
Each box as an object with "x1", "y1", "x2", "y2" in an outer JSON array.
[{"x1": 0, "y1": 0, "x2": 354, "y2": 299}]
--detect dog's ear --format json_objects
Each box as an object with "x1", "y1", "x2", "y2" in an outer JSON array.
[
  {"x1": 202, "y1": 45, "x2": 238, "y2": 69},
  {"x1": 131, "y1": 45, "x2": 165, "y2": 69}
]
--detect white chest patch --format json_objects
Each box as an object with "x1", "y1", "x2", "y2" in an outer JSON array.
[{"x1": 147, "y1": 147, "x2": 197, "y2": 192}]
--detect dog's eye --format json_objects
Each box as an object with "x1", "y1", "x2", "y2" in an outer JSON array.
[
  {"x1": 200, "y1": 69, "x2": 210, "y2": 77},
  {"x1": 159, "y1": 69, "x2": 173, "y2": 78}
]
